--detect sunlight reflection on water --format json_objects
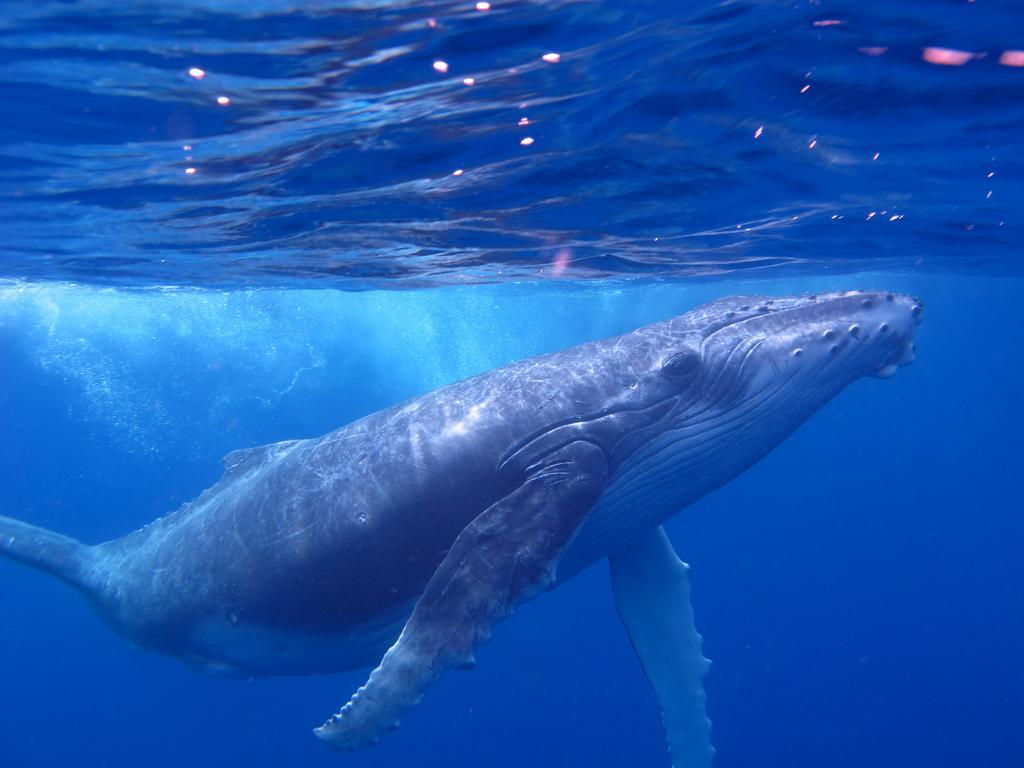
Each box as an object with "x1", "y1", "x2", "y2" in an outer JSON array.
[{"x1": 0, "y1": 0, "x2": 1021, "y2": 286}]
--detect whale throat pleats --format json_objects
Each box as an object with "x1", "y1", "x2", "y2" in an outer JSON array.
[{"x1": 610, "y1": 526, "x2": 713, "y2": 768}]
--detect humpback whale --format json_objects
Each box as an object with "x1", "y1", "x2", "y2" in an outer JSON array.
[{"x1": 0, "y1": 290, "x2": 922, "y2": 765}]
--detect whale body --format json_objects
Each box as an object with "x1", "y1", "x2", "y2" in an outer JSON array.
[{"x1": 0, "y1": 290, "x2": 922, "y2": 763}]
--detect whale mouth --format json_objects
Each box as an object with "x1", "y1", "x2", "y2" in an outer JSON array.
[
  {"x1": 872, "y1": 337, "x2": 917, "y2": 378},
  {"x1": 874, "y1": 363, "x2": 900, "y2": 379},
  {"x1": 870, "y1": 297, "x2": 921, "y2": 378}
]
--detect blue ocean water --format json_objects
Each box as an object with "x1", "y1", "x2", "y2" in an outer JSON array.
[{"x1": 0, "y1": 2, "x2": 1021, "y2": 767}]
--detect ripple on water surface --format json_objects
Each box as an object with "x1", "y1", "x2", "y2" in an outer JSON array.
[{"x1": 0, "y1": 0, "x2": 1022, "y2": 286}]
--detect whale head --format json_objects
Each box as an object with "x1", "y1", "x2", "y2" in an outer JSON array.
[
  {"x1": 559, "y1": 289, "x2": 924, "y2": 576},
  {"x1": 665, "y1": 289, "x2": 922, "y2": 465},
  {"x1": 606, "y1": 290, "x2": 922, "y2": 502},
  {"x1": 691, "y1": 290, "x2": 922, "y2": 406},
  {"x1": 608, "y1": 289, "x2": 923, "y2": 460}
]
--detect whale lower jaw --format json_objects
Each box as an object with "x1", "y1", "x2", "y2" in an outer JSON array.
[
  {"x1": 871, "y1": 339, "x2": 916, "y2": 379},
  {"x1": 873, "y1": 364, "x2": 899, "y2": 379}
]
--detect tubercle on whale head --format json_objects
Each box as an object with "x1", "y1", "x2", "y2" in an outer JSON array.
[{"x1": 686, "y1": 290, "x2": 923, "y2": 399}]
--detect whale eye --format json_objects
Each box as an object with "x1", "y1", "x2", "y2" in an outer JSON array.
[{"x1": 661, "y1": 348, "x2": 701, "y2": 379}]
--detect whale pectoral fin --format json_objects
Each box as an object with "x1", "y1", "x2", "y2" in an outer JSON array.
[
  {"x1": 315, "y1": 440, "x2": 608, "y2": 751},
  {"x1": 609, "y1": 526, "x2": 713, "y2": 768}
]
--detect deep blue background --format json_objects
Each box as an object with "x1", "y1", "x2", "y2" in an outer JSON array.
[
  {"x1": 1, "y1": 275, "x2": 1021, "y2": 767},
  {"x1": 1, "y1": 0, "x2": 1023, "y2": 765}
]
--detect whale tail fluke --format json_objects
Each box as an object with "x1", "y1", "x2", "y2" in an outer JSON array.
[{"x1": 0, "y1": 514, "x2": 94, "y2": 593}]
